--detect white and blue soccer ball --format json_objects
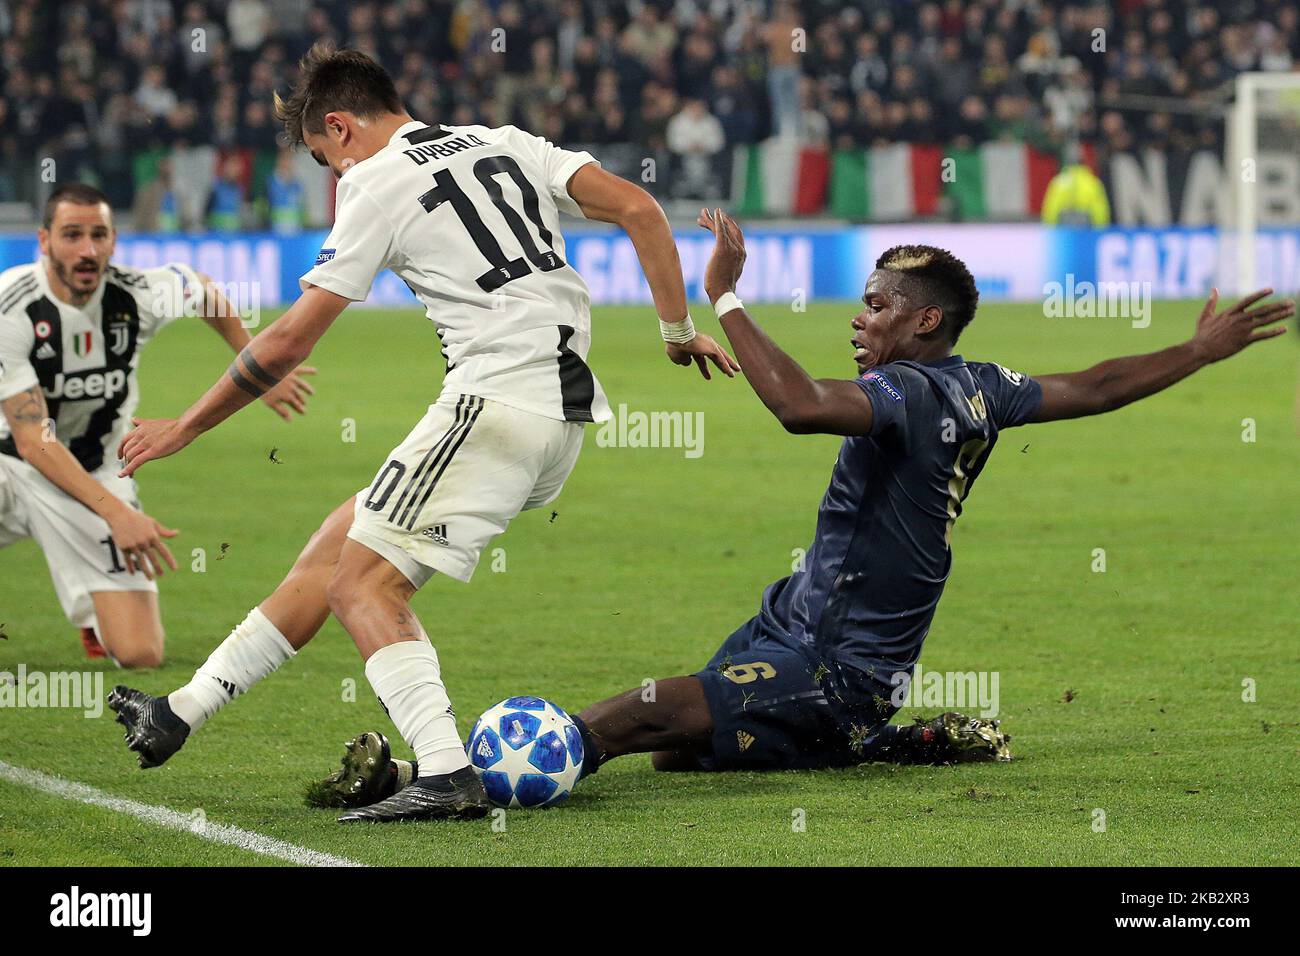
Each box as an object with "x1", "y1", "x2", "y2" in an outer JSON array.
[{"x1": 466, "y1": 696, "x2": 584, "y2": 808}]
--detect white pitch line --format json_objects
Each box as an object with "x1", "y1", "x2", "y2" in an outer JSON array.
[{"x1": 0, "y1": 760, "x2": 364, "y2": 868}]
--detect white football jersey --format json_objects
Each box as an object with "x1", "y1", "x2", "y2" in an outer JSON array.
[
  {"x1": 0, "y1": 259, "x2": 202, "y2": 473},
  {"x1": 299, "y1": 121, "x2": 611, "y2": 423}
]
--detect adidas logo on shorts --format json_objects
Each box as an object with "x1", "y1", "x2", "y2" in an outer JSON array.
[
  {"x1": 736, "y1": 731, "x2": 756, "y2": 752},
  {"x1": 421, "y1": 523, "x2": 449, "y2": 546}
]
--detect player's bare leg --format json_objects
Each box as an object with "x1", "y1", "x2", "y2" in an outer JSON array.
[
  {"x1": 258, "y1": 496, "x2": 354, "y2": 649},
  {"x1": 90, "y1": 590, "x2": 165, "y2": 669},
  {"x1": 324, "y1": 539, "x2": 425, "y2": 659},
  {"x1": 109, "y1": 497, "x2": 352, "y2": 768},
  {"x1": 324, "y1": 539, "x2": 488, "y2": 822},
  {"x1": 575, "y1": 677, "x2": 715, "y2": 773},
  {"x1": 575, "y1": 682, "x2": 1011, "y2": 773}
]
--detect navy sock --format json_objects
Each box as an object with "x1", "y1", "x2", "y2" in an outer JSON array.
[
  {"x1": 856, "y1": 722, "x2": 945, "y2": 764},
  {"x1": 570, "y1": 714, "x2": 601, "y2": 778}
]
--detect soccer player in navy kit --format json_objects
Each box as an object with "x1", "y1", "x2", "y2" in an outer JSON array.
[
  {"x1": 570, "y1": 210, "x2": 1292, "y2": 775},
  {"x1": 316, "y1": 207, "x2": 1293, "y2": 802}
]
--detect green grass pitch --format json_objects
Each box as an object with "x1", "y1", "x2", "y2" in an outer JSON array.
[{"x1": 1, "y1": 299, "x2": 1298, "y2": 866}]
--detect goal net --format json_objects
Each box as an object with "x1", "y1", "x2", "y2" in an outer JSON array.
[{"x1": 1227, "y1": 72, "x2": 1300, "y2": 295}]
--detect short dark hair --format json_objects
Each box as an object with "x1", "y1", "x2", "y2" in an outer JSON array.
[
  {"x1": 274, "y1": 41, "x2": 403, "y2": 146},
  {"x1": 874, "y1": 244, "x2": 979, "y2": 344},
  {"x1": 43, "y1": 182, "x2": 111, "y2": 230}
]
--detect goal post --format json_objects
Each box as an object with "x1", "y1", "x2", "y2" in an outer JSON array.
[{"x1": 1228, "y1": 71, "x2": 1300, "y2": 295}]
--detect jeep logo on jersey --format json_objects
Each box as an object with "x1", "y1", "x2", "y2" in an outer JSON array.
[
  {"x1": 44, "y1": 368, "x2": 128, "y2": 401},
  {"x1": 71, "y1": 331, "x2": 93, "y2": 358}
]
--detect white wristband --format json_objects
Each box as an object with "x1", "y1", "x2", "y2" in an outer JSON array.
[
  {"x1": 659, "y1": 314, "x2": 696, "y2": 344},
  {"x1": 713, "y1": 291, "x2": 744, "y2": 318}
]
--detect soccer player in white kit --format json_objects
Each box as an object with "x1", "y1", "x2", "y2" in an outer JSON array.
[
  {"x1": 111, "y1": 44, "x2": 737, "y2": 820},
  {"x1": 0, "y1": 183, "x2": 315, "y2": 667}
]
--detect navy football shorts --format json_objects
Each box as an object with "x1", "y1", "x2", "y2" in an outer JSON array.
[{"x1": 692, "y1": 616, "x2": 888, "y2": 771}]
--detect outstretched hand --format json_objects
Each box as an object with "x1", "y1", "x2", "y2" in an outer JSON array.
[
  {"x1": 117, "y1": 418, "x2": 196, "y2": 478},
  {"x1": 696, "y1": 207, "x2": 747, "y2": 305},
  {"x1": 665, "y1": 333, "x2": 740, "y2": 380},
  {"x1": 656, "y1": 206, "x2": 748, "y2": 380},
  {"x1": 1192, "y1": 287, "x2": 1293, "y2": 363},
  {"x1": 105, "y1": 505, "x2": 179, "y2": 580},
  {"x1": 260, "y1": 364, "x2": 318, "y2": 420}
]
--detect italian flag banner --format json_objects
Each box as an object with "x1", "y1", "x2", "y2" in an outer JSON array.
[
  {"x1": 733, "y1": 138, "x2": 1064, "y2": 219},
  {"x1": 942, "y1": 142, "x2": 1060, "y2": 220},
  {"x1": 733, "y1": 138, "x2": 830, "y2": 217}
]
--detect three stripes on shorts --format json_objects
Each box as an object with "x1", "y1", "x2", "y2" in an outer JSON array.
[{"x1": 364, "y1": 394, "x2": 484, "y2": 530}]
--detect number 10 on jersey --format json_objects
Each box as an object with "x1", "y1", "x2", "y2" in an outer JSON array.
[{"x1": 418, "y1": 155, "x2": 566, "y2": 293}]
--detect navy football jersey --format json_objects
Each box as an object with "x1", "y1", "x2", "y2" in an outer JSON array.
[{"x1": 757, "y1": 355, "x2": 1043, "y2": 694}]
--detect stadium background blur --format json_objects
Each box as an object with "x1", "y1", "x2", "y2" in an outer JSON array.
[{"x1": 1, "y1": 0, "x2": 1297, "y2": 234}]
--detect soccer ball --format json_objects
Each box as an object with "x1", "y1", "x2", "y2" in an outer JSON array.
[{"x1": 466, "y1": 696, "x2": 584, "y2": 808}]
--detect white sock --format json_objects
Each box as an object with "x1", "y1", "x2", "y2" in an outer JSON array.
[
  {"x1": 168, "y1": 607, "x2": 295, "y2": 730},
  {"x1": 364, "y1": 640, "x2": 468, "y2": 777}
]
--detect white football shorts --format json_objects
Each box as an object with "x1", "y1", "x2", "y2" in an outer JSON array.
[
  {"x1": 0, "y1": 454, "x2": 158, "y2": 628},
  {"x1": 347, "y1": 392, "x2": 585, "y2": 587}
]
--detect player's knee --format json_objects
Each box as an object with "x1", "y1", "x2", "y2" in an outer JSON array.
[
  {"x1": 325, "y1": 563, "x2": 384, "y2": 618},
  {"x1": 327, "y1": 543, "x2": 414, "y2": 620},
  {"x1": 114, "y1": 641, "x2": 165, "y2": 669},
  {"x1": 324, "y1": 567, "x2": 357, "y2": 618},
  {"x1": 96, "y1": 616, "x2": 165, "y2": 669},
  {"x1": 119, "y1": 650, "x2": 164, "y2": 669}
]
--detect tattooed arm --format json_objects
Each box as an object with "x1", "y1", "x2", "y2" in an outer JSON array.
[
  {"x1": 194, "y1": 272, "x2": 318, "y2": 420},
  {"x1": 2, "y1": 386, "x2": 177, "y2": 577},
  {"x1": 118, "y1": 285, "x2": 350, "y2": 477}
]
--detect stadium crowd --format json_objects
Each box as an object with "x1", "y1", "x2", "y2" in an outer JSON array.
[{"x1": 1, "y1": 0, "x2": 1297, "y2": 225}]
